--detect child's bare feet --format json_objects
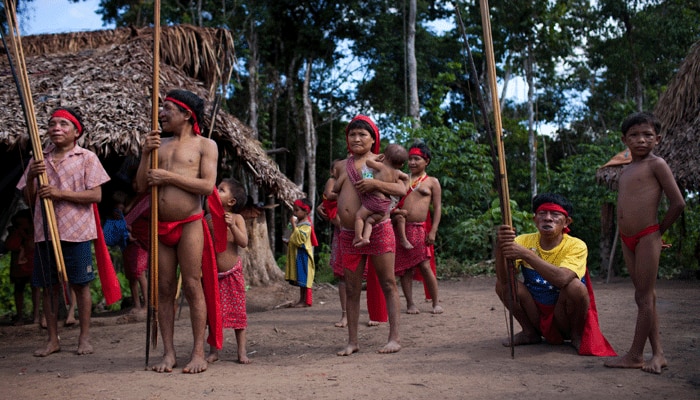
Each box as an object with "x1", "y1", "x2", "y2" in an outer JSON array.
[
  {"x1": 182, "y1": 354, "x2": 208, "y2": 374},
  {"x1": 64, "y1": 316, "x2": 77, "y2": 327},
  {"x1": 406, "y1": 305, "x2": 420, "y2": 315},
  {"x1": 399, "y1": 239, "x2": 414, "y2": 249},
  {"x1": 367, "y1": 320, "x2": 383, "y2": 327},
  {"x1": 238, "y1": 353, "x2": 251, "y2": 364},
  {"x1": 337, "y1": 344, "x2": 359, "y2": 356},
  {"x1": 353, "y1": 238, "x2": 370, "y2": 248},
  {"x1": 77, "y1": 337, "x2": 93, "y2": 355},
  {"x1": 431, "y1": 304, "x2": 444, "y2": 314},
  {"x1": 642, "y1": 354, "x2": 668, "y2": 374},
  {"x1": 501, "y1": 331, "x2": 542, "y2": 347},
  {"x1": 33, "y1": 341, "x2": 60, "y2": 357},
  {"x1": 293, "y1": 301, "x2": 310, "y2": 308},
  {"x1": 206, "y1": 350, "x2": 219, "y2": 363},
  {"x1": 334, "y1": 312, "x2": 347, "y2": 328},
  {"x1": 378, "y1": 340, "x2": 401, "y2": 354},
  {"x1": 151, "y1": 354, "x2": 177, "y2": 373},
  {"x1": 604, "y1": 353, "x2": 644, "y2": 369}
]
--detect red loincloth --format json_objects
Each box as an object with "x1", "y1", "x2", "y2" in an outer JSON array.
[
  {"x1": 338, "y1": 219, "x2": 395, "y2": 271},
  {"x1": 322, "y1": 198, "x2": 338, "y2": 221},
  {"x1": 535, "y1": 269, "x2": 616, "y2": 356},
  {"x1": 158, "y1": 211, "x2": 222, "y2": 349},
  {"x1": 218, "y1": 259, "x2": 247, "y2": 331}
]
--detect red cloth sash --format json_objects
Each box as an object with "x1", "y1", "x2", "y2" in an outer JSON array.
[
  {"x1": 157, "y1": 210, "x2": 223, "y2": 349},
  {"x1": 92, "y1": 204, "x2": 122, "y2": 306}
]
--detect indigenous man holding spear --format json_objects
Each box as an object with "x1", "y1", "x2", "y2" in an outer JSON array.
[{"x1": 135, "y1": 89, "x2": 220, "y2": 374}]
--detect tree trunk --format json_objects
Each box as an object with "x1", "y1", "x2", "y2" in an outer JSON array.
[
  {"x1": 526, "y1": 43, "x2": 537, "y2": 198},
  {"x1": 240, "y1": 209, "x2": 284, "y2": 286},
  {"x1": 407, "y1": 0, "x2": 420, "y2": 126},
  {"x1": 268, "y1": 70, "x2": 282, "y2": 253},
  {"x1": 247, "y1": 18, "x2": 261, "y2": 203},
  {"x1": 286, "y1": 56, "x2": 305, "y2": 189},
  {"x1": 302, "y1": 59, "x2": 318, "y2": 216}
]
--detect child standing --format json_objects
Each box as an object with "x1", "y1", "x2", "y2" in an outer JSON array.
[
  {"x1": 206, "y1": 178, "x2": 250, "y2": 364},
  {"x1": 6, "y1": 209, "x2": 40, "y2": 325},
  {"x1": 285, "y1": 198, "x2": 318, "y2": 307},
  {"x1": 604, "y1": 112, "x2": 685, "y2": 374}
]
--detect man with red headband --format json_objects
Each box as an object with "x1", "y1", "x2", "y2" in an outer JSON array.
[
  {"x1": 135, "y1": 89, "x2": 220, "y2": 374},
  {"x1": 495, "y1": 193, "x2": 616, "y2": 356},
  {"x1": 334, "y1": 115, "x2": 406, "y2": 356},
  {"x1": 393, "y1": 142, "x2": 443, "y2": 314},
  {"x1": 17, "y1": 107, "x2": 111, "y2": 357}
]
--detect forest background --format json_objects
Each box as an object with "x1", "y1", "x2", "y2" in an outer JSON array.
[{"x1": 1, "y1": 0, "x2": 699, "y2": 316}]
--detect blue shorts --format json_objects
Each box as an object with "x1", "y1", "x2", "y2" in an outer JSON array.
[{"x1": 32, "y1": 241, "x2": 95, "y2": 287}]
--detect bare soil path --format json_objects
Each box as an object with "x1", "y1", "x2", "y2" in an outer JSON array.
[{"x1": 1, "y1": 276, "x2": 698, "y2": 399}]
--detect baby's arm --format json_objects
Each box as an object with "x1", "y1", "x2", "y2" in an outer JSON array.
[
  {"x1": 332, "y1": 175, "x2": 347, "y2": 195},
  {"x1": 228, "y1": 213, "x2": 249, "y2": 248},
  {"x1": 324, "y1": 176, "x2": 338, "y2": 201}
]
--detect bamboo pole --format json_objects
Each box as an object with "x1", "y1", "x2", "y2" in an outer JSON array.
[
  {"x1": 3, "y1": 0, "x2": 67, "y2": 284},
  {"x1": 145, "y1": 0, "x2": 161, "y2": 369},
  {"x1": 478, "y1": 0, "x2": 517, "y2": 358}
]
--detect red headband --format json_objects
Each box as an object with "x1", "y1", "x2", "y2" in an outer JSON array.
[
  {"x1": 346, "y1": 115, "x2": 380, "y2": 154},
  {"x1": 294, "y1": 199, "x2": 311, "y2": 213},
  {"x1": 165, "y1": 97, "x2": 201, "y2": 135},
  {"x1": 409, "y1": 147, "x2": 429, "y2": 161},
  {"x1": 51, "y1": 109, "x2": 83, "y2": 136},
  {"x1": 536, "y1": 202, "x2": 570, "y2": 233}
]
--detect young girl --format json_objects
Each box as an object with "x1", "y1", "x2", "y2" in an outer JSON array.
[
  {"x1": 206, "y1": 178, "x2": 250, "y2": 364},
  {"x1": 285, "y1": 198, "x2": 318, "y2": 307}
]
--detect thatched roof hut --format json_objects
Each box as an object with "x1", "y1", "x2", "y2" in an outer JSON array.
[
  {"x1": 0, "y1": 25, "x2": 302, "y2": 208},
  {"x1": 596, "y1": 40, "x2": 700, "y2": 191}
]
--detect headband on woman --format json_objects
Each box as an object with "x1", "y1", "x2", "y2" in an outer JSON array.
[
  {"x1": 409, "y1": 147, "x2": 430, "y2": 161},
  {"x1": 51, "y1": 109, "x2": 83, "y2": 137},
  {"x1": 165, "y1": 97, "x2": 201, "y2": 135},
  {"x1": 345, "y1": 115, "x2": 380, "y2": 154}
]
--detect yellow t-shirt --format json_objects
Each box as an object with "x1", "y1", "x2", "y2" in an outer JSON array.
[{"x1": 514, "y1": 233, "x2": 588, "y2": 305}]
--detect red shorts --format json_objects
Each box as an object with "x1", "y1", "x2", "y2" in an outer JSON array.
[{"x1": 338, "y1": 219, "x2": 395, "y2": 273}]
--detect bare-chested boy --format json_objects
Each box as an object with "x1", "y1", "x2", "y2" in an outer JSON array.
[
  {"x1": 393, "y1": 142, "x2": 443, "y2": 314},
  {"x1": 335, "y1": 115, "x2": 406, "y2": 355},
  {"x1": 334, "y1": 143, "x2": 408, "y2": 247},
  {"x1": 135, "y1": 89, "x2": 219, "y2": 374},
  {"x1": 605, "y1": 112, "x2": 685, "y2": 374}
]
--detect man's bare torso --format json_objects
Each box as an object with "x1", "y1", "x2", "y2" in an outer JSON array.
[{"x1": 158, "y1": 135, "x2": 206, "y2": 222}]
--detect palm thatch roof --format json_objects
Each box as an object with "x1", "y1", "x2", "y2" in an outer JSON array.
[
  {"x1": 0, "y1": 25, "x2": 302, "y2": 206},
  {"x1": 596, "y1": 40, "x2": 700, "y2": 191}
]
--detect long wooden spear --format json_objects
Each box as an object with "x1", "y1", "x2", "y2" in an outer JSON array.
[
  {"x1": 145, "y1": 0, "x2": 161, "y2": 369},
  {"x1": 3, "y1": 0, "x2": 67, "y2": 286},
  {"x1": 477, "y1": 0, "x2": 517, "y2": 358}
]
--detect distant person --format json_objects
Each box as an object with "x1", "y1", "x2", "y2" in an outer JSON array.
[
  {"x1": 135, "y1": 89, "x2": 220, "y2": 374},
  {"x1": 17, "y1": 107, "x2": 111, "y2": 356},
  {"x1": 123, "y1": 191, "x2": 150, "y2": 316},
  {"x1": 285, "y1": 198, "x2": 318, "y2": 308},
  {"x1": 5, "y1": 209, "x2": 40, "y2": 326},
  {"x1": 206, "y1": 178, "x2": 250, "y2": 364},
  {"x1": 604, "y1": 112, "x2": 685, "y2": 374},
  {"x1": 495, "y1": 193, "x2": 616, "y2": 357}
]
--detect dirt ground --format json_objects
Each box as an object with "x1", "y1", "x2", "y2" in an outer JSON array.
[{"x1": 0, "y1": 276, "x2": 698, "y2": 400}]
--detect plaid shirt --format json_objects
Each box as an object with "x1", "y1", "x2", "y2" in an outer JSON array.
[{"x1": 17, "y1": 144, "x2": 110, "y2": 243}]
